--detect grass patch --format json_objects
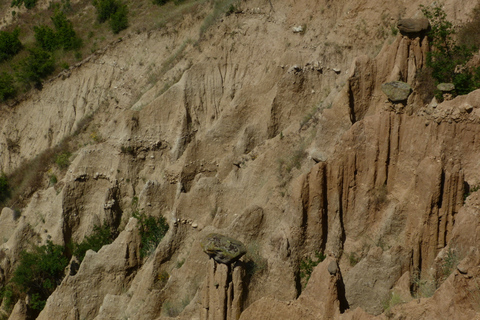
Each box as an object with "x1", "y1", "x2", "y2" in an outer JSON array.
[
  {"x1": 299, "y1": 251, "x2": 326, "y2": 288},
  {"x1": 199, "y1": 0, "x2": 240, "y2": 36},
  {"x1": 134, "y1": 211, "x2": 169, "y2": 258}
]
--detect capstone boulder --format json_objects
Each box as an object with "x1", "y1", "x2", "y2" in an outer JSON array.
[
  {"x1": 200, "y1": 233, "x2": 247, "y2": 264},
  {"x1": 381, "y1": 81, "x2": 412, "y2": 102},
  {"x1": 397, "y1": 18, "x2": 430, "y2": 34}
]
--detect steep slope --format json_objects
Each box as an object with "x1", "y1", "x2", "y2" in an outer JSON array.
[{"x1": 1, "y1": 0, "x2": 480, "y2": 319}]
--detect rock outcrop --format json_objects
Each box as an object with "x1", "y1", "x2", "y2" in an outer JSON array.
[{"x1": 201, "y1": 233, "x2": 247, "y2": 264}]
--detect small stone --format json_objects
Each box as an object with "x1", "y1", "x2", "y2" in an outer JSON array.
[
  {"x1": 437, "y1": 83, "x2": 455, "y2": 92},
  {"x1": 192, "y1": 223, "x2": 198, "y2": 228},
  {"x1": 332, "y1": 68, "x2": 341, "y2": 74},
  {"x1": 328, "y1": 260, "x2": 338, "y2": 275},
  {"x1": 465, "y1": 104, "x2": 473, "y2": 113},
  {"x1": 292, "y1": 25, "x2": 304, "y2": 33},
  {"x1": 457, "y1": 264, "x2": 468, "y2": 274}
]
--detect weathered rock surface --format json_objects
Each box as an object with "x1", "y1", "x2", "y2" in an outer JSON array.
[{"x1": 200, "y1": 233, "x2": 246, "y2": 264}]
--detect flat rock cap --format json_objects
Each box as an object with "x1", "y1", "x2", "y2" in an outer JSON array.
[
  {"x1": 397, "y1": 18, "x2": 430, "y2": 33},
  {"x1": 200, "y1": 233, "x2": 247, "y2": 264}
]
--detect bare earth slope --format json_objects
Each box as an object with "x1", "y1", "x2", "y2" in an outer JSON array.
[{"x1": 1, "y1": 0, "x2": 480, "y2": 319}]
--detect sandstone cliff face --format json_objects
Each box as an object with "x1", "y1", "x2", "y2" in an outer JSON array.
[{"x1": 1, "y1": 0, "x2": 480, "y2": 319}]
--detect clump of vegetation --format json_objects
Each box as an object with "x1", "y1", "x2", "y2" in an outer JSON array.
[
  {"x1": 420, "y1": 3, "x2": 480, "y2": 98},
  {"x1": 72, "y1": 224, "x2": 115, "y2": 262},
  {"x1": 200, "y1": 0, "x2": 240, "y2": 36},
  {"x1": 35, "y1": 10, "x2": 82, "y2": 51},
  {"x1": 0, "y1": 72, "x2": 16, "y2": 102},
  {"x1": 244, "y1": 242, "x2": 267, "y2": 276},
  {"x1": 441, "y1": 248, "x2": 460, "y2": 279},
  {"x1": 0, "y1": 28, "x2": 22, "y2": 62},
  {"x1": 92, "y1": 0, "x2": 129, "y2": 34},
  {"x1": 299, "y1": 251, "x2": 326, "y2": 287},
  {"x1": 11, "y1": 241, "x2": 68, "y2": 314},
  {"x1": 11, "y1": 0, "x2": 37, "y2": 9},
  {"x1": 15, "y1": 47, "x2": 55, "y2": 89},
  {"x1": 0, "y1": 173, "x2": 10, "y2": 204},
  {"x1": 134, "y1": 212, "x2": 169, "y2": 257},
  {"x1": 54, "y1": 151, "x2": 71, "y2": 169}
]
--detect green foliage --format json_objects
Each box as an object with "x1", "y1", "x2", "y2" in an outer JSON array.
[
  {"x1": 34, "y1": 25, "x2": 58, "y2": 51},
  {"x1": 134, "y1": 212, "x2": 169, "y2": 257},
  {"x1": 441, "y1": 248, "x2": 459, "y2": 279},
  {"x1": 153, "y1": 0, "x2": 169, "y2": 5},
  {"x1": 420, "y1": 3, "x2": 480, "y2": 96},
  {"x1": 34, "y1": 10, "x2": 82, "y2": 51},
  {"x1": 73, "y1": 224, "x2": 114, "y2": 262},
  {"x1": 54, "y1": 151, "x2": 71, "y2": 169},
  {"x1": 299, "y1": 251, "x2": 326, "y2": 287},
  {"x1": 11, "y1": 241, "x2": 68, "y2": 312},
  {"x1": 110, "y1": 4, "x2": 129, "y2": 34},
  {"x1": 15, "y1": 47, "x2": 55, "y2": 88},
  {"x1": 0, "y1": 172, "x2": 10, "y2": 204},
  {"x1": 0, "y1": 28, "x2": 22, "y2": 62},
  {"x1": 0, "y1": 285, "x2": 14, "y2": 312},
  {"x1": 92, "y1": 0, "x2": 129, "y2": 33},
  {"x1": 0, "y1": 72, "x2": 16, "y2": 102},
  {"x1": 51, "y1": 10, "x2": 82, "y2": 50},
  {"x1": 11, "y1": 0, "x2": 37, "y2": 9}
]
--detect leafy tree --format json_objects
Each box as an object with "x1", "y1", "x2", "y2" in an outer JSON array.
[
  {"x1": 421, "y1": 4, "x2": 480, "y2": 96},
  {"x1": 0, "y1": 72, "x2": 16, "y2": 102},
  {"x1": 11, "y1": 0, "x2": 37, "y2": 9},
  {"x1": 15, "y1": 47, "x2": 55, "y2": 88},
  {"x1": 73, "y1": 224, "x2": 114, "y2": 262},
  {"x1": 11, "y1": 241, "x2": 68, "y2": 312},
  {"x1": 0, "y1": 28, "x2": 22, "y2": 62}
]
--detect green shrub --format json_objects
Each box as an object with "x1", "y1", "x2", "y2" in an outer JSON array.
[
  {"x1": 54, "y1": 151, "x2": 71, "y2": 169},
  {"x1": 35, "y1": 11, "x2": 82, "y2": 51},
  {"x1": 11, "y1": 241, "x2": 68, "y2": 312},
  {"x1": 110, "y1": 4, "x2": 128, "y2": 34},
  {"x1": 0, "y1": 72, "x2": 16, "y2": 102},
  {"x1": 15, "y1": 47, "x2": 55, "y2": 88},
  {"x1": 51, "y1": 10, "x2": 82, "y2": 50},
  {"x1": 34, "y1": 25, "x2": 58, "y2": 51},
  {"x1": 0, "y1": 172, "x2": 10, "y2": 204},
  {"x1": 0, "y1": 28, "x2": 22, "y2": 62},
  {"x1": 73, "y1": 224, "x2": 114, "y2": 262},
  {"x1": 11, "y1": 0, "x2": 37, "y2": 9},
  {"x1": 134, "y1": 212, "x2": 169, "y2": 257},
  {"x1": 299, "y1": 251, "x2": 326, "y2": 287},
  {"x1": 420, "y1": 4, "x2": 480, "y2": 96},
  {"x1": 153, "y1": 0, "x2": 169, "y2": 5}
]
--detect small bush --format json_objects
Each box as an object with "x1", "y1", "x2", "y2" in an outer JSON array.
[
  {"x1": 54, "y1": 151, "x2": 71, "y2": 169},
  {"x1": 15, "y1": 47, "x2": 55, "y2": 88},
  {"x1": 73, "y1": 224, "x2": 114, "y2": 262},
  {"x1": 51, "y1": 10, "x2": 82, "y2": 50},
  {"x1": 0, "y1": 28, "x2": 22, "y2": 62},
  {"x1": 420, "y1": 4, "x2": 480, "y2": 97},
  {"x1": 441, "y1": 248, "x2": 459, "y2": 279},
  {"x1": 11, "y1": 0, "x2": 37, "y2": 9},
  {"x1": 299, "y1": 251, "x2": 326, "y2": 287},
  {"x1": 0, "y1": 72, "x2": 16, "y2": 102},
  {"x1": 11, "y1": 241, "x2": 68, "y2": 313},
  {"x1": 110, "y1": 4, "x2": 129, "y2": 34},
  {"x1": 134, "y1": 212, "x2": 169, "y2": 257},
  {"x1": 34, "y1": 25, "x2": 58, "y2": 51},
  {"x1": 0, "y1": 173, "x2": 10, "y2": 204}
]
